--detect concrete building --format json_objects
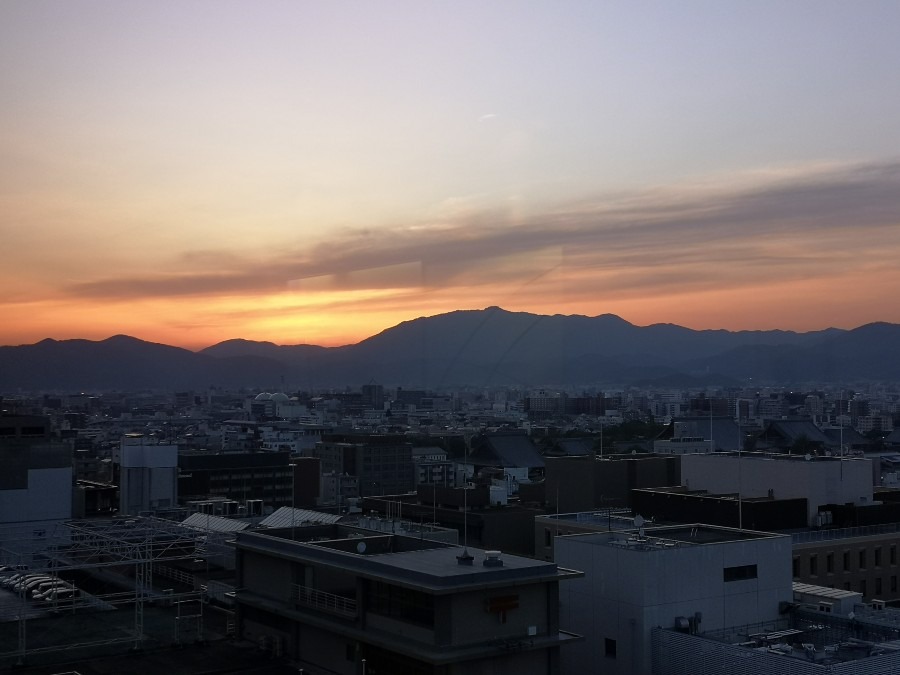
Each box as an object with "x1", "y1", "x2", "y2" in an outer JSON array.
[
  {"x1": 366, "y1": 486, "x2": 543, "y2": 557},
  {"x1": 791, "y1": 523, "x2": 900, "y2": 601},
  {"x1": 681, "y1": 453, "x2": 873, "y2": 526},
  {"x1": 0, "y1": 415, "x2": 72, "y2": 527},
  {"x1": 412, "y1": 446, "x2": 453, "y2": 486},
  {"x1": 556, "y1": 524, "x2": 793, "y2": 675},
  {"x1": 545, "y1": 453, "x2": 680, "y2": 511},
  {"x1": 177, "y1": 450, "x2": 294, "y2": 509},
  {"x1": 118, "y1": 434, "x2": 178, "y2": 516},
  {"x1": 315, "y1": 434, "x2": 415, "y2": 497},
  {"x1": 653, "y1": 582, "x2": 900, "y2": 674},
  {"x1": 654, "y1": 417, "x2": 744, "y2": 453},
  {"x1": 234, "y1": 524, "x2": 582, "y2": 674}
]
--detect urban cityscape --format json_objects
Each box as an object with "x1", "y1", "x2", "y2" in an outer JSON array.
[
  {"x1": 4, "y1": 1, "x2": 900, "y2": 674},
  {"x1": 4, "y1": 307, "x2": 900, "y2": 674}
]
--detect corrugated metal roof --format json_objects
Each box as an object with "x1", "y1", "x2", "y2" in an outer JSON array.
[
  {"x1": 258, "y1": 507, "x2": 342, "y2": 528},
  {"x1": 180, "y1": 512, "x2": 249, "y2": 533}
]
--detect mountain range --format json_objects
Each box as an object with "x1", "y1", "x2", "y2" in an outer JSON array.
[{"x1": 1, "y1": 307, "x2": 898, "y2": 391}]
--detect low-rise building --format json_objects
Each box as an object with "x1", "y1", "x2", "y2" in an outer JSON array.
[
  {"x1": 234, "y1": 524, "x2": 582, "y2": 674},
  {"x1": 556, "y1": 524, "x2": 793, "y2": 675}
]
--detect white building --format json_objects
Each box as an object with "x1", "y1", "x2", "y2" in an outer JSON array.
[
  {"x1": 557, "y1": 524, "x2": 793, "y2": 675},
  {"x1": 681, "y1": 453, "x2": 873, "y2": 526},
  {"x1": 0, "y1": 415, "x2": 72, "y2": 529},
  {"x1": 118, "y1": 435, "x2": 178, "y2": 515}
]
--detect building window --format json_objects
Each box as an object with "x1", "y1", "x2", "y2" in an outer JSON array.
[
  {"x1": 861, "y1": 580, "x2": 867, "y2": 597},
  {"x1": 792, "y1": 557, "x2": 799, "y2": 578},
  {"x1": 826, "y1": 553, "x2": 834, "y2": 574},
  {"x1": 605, "y1": 638, "x2": 617, "y2": 658},
  {"x1": 844, "y1": 551, "x2": 851, "y2": 572},
  {"x1": 876, "y1": 548, "x2": 883, "y2": 567},
  {"x1": 367, "y1": 582, "x2": 434, "y2": 628},
  {"x1": 860, "y1": 550, "x2": 867, "y2": 570},
  {"x1": 892, "y1": 546, "x2": 897, "y2": 566},
  {"x1": 876, "y1": 578, "x2": 883, "y2": 595},
  {"x1": 809, "y1": 555, "x2": 818, "y2": 576},
  {"x1": 724, "y1": 564, "x2": 758, "y2": 582},
  {"x1": 544, "y1": 528, "x2": 552, "y2": 548}
]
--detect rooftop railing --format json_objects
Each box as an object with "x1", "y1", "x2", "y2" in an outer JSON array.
[{"x1": 291, "y1": 583, "x2": 357, "y2": 618}]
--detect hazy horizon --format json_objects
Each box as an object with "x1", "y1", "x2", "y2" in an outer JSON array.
[
  {"x1": 4, "y1": 2, "x2": 900, "y2": 349},
  {"x1": 2, "y1": 304, "x2": 888, "y2": 353}
]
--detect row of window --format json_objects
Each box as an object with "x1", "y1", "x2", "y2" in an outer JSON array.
[
  {"x1": 830, "y1": 576, "x2": 899, "y2": 597},
  {"x1": 796, "y1": 545, "x2": 898, "y2": 577}
]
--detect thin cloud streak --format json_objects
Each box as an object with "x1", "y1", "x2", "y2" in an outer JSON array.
[{"x1": 61, "y1": 160, "x2": 900, "y2": 308}]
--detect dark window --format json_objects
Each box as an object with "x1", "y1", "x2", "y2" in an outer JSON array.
[
  {"x1": 367, "y1": 582, "x2": 434, "y2": 627},
  {"x1": 891, "y1": 546, "x2": 897, "y2": 566},
  {"x1": 724, "y1": 564, "x2": 758, "y2": 582},
  {"x1": 605, "y1": 638, "x2": 617, "y2": 658},
  {"x1": 544, "y1": 528, "x2": 552, "y2": 547},
  {"x1": 826, "y1": 553, "x2": 834, "y2": 574},
  {"x1": 809, "y1": 555, "x2": 818, "y2": 576},
  {"x1": 861, "y1": 580, "x2": 867, "y2": 597},
  {"x1": 844, "y1": 551, "x2": 851, "y2": 571},
  {"x1": 876, "y1": 578, "x2": 883, "y2": 595},
  {"x1": 860, "y1": 550, "x2": 867, "y2": 569},
  {"x1": 792, "y1": 557, "x2": 799, "y2": 578},
  {"x1": 876, "y1": 548, "x2": 883, "y2": 567}
]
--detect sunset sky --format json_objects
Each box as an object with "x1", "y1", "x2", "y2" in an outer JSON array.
[{"x1": 3, "y1": 1, "x2": 900, "y2": 350}]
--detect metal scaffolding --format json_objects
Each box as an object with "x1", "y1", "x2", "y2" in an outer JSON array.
[{"x1": 0, "y1": 516, "x2": 222, "y2": 666}]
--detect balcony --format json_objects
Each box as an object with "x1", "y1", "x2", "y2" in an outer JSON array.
[{"x1": 291, "y1": 584, "x2": 358, "y2": 618}]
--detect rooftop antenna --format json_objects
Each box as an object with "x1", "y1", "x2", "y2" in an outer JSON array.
[
  {"x1": 840, "y1": 390, "x2": 845, "y2": 482},
  {"x1": 457, "y1": 451, "x2": 473, "y2": 564},
  {"x1": 737, "y1": 416, "x2": 743, "y2": 530}
]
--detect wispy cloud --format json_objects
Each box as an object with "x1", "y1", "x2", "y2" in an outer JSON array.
[{"x1": 62, "y1": 160, "x2": 900, "y2": 314}]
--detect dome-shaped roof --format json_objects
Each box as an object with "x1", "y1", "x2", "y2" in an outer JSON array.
[
  {"x1": 254, "y1": 392, "x2": 273, "y2": 401},
  {"x1": 270, "y1": 392, "x2": 290, "y2": 402}
]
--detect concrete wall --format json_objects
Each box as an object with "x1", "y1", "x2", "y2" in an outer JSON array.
[
  {"x1": 0, "y1": 467, "x2": 72, "y2": 525},
  {"x1": 557, "y1": 532, "x2": 792, "y2": 675},
  {"x1": 682, "y1": 454, "x2": 872, "y2": 525},
  {"x1": 449, "y1": 584, "x2": 550, "y2": 646}
]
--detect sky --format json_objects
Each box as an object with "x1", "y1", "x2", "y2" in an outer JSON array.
[{"x1": 2, "y1": 1, "x2": 900, "y2": 350}]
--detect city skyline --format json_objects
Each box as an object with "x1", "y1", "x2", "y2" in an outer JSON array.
[{"x1": 3, "y1": 2, "x2": 900, "y2": 349}]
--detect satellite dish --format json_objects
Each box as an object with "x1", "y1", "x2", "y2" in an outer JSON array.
[
  {"x1": 848, "y1": 611, "x2": 855, "y2": 621},
  {"x1": 805, "y1": 453, "x2": 812, "y2": 461},
  {"x1": 634, "y1": 515, "x2": 645, "y2": 528},
  {"x1": 356, "y1": 541, "x2": 367, "y2": 554}
]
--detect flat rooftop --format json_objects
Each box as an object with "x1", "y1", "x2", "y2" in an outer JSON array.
[
  {"x1": 237, "y1": 526, "x2": 580, "y2": 592},
  {"x1": 693, "y1": 451, "x2": 868, "y2": 463},
  {"x1": 701, "y1": 608, "x2": 900, "y2": 666},
  {"x1": 560, "y1": 523, "x2": 786, "y2": 552},
  {"x1": 538, "y1": 509, "x2": 636, "y2": 530}
]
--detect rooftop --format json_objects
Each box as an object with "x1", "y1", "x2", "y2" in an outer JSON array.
[
  {"x1": 700, "y1": 608, "x2": 900, "y2": 667},
  {"x1": 236, "y1": 525, "x2": 580, "y2": 592},
  {"x1": 691, "y1": 450, "x2": 869, "y2": 464},
  {"x1": 561, "y1": 523, "x2": 786, "y2": 552}
]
